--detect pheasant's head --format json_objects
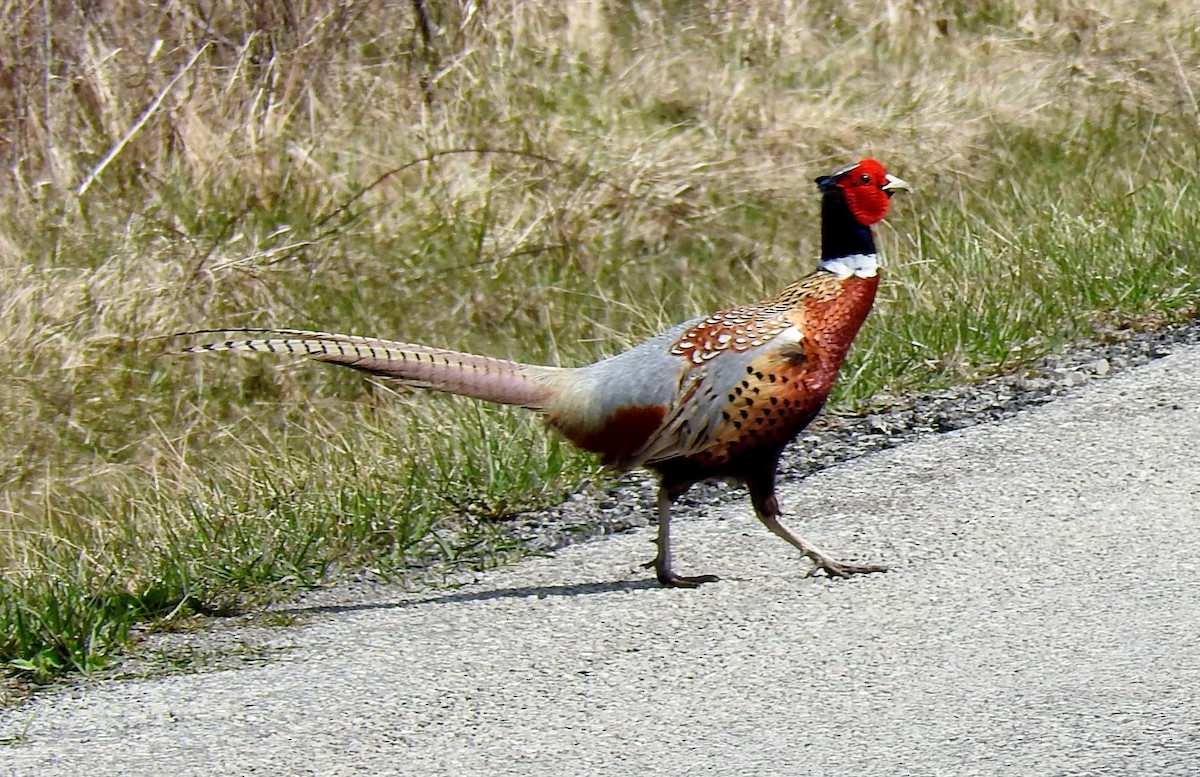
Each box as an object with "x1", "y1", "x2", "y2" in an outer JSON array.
[{"x1": 816, "y1": 159, "x2": 911, "y2": 226}]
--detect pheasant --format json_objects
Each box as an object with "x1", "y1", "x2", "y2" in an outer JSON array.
[{"x1": 177, "y1": 159, "x2": 910, "y2": 587}]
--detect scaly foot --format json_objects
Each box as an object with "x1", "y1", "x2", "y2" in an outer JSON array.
[
  {"x1": 656, "y1": 570, "x2": 721, "y2": 588},
  {"x1": 642, "y1": 558, "x2": 720, "y2": 588}
]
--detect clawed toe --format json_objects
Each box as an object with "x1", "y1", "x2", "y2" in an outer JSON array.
[{"x1": 807, "y1": 558, "x2": 888, "y2": 578}]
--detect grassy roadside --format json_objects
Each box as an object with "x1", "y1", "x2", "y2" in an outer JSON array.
[{"x1": 2, "y1": 1, "x2": 1200, "y2": 689}]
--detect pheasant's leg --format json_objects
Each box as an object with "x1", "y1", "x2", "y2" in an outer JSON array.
[
  {"x1": 748, "y1": 478, "x2": 887, "y2": 578},
  {"x1": 647, "y1": 483, "x2": 720, "y2": 588}
]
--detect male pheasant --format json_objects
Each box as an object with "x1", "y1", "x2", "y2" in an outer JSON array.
[{"x1": 178, "y1": 159, "x2": 910, "y2": 587}]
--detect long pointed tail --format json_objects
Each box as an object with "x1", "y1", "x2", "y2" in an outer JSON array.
[{"x1": 174, "y1": 328, "x2": 565, "y2": 410}]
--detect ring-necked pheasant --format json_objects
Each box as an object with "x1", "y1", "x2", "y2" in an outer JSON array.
[{"x1": 177, "y1": 159, "x2": 910, "y2": 587}]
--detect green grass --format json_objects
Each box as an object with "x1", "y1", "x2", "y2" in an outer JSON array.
[{"x1": 3, "y1": 0, "x2": 1200, "y2": 687}]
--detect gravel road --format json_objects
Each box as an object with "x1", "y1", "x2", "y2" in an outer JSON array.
[{"x1": 3, "y1": 338, "x2": 1200, "y2": 776}]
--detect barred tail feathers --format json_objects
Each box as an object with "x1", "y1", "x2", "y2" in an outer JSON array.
[{"x1": 178, "y1": 329, "x2": 564, "y2": 410}]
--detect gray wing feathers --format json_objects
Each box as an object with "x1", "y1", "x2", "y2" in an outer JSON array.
[
  {"x1": 633, "y1": 349, "x2": 749, "y2": 463},
  {"x1": 633, "y1": 326, "x2": 804, "y2": 464}
]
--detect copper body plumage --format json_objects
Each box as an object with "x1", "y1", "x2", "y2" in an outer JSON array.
[
  {"x1": 679, "y1": 274, "x2": 879, "y2": 472},
  {"x1": 177, "y1": 159, "x2": 910, "y2": 587}
]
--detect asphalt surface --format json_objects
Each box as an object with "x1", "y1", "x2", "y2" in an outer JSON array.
[{"x1": 4, "y1": 344, "x2": 1200, "y2": 776}]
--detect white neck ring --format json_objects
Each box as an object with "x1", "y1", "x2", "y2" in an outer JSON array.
[{"x1": 819, "y1": 253, "x2": 880, "y2": 279}]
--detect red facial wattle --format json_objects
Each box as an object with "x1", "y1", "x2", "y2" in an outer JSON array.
[{"x1": 838, "y1": 159, "x2": 894, "y2": 226}]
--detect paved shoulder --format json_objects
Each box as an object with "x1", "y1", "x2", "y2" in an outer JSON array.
[{"x1": 4, "y1": 346, "x2": 1200, "y2": 776}]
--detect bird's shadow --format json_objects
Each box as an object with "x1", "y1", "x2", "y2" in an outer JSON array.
[{"x1": 273, "y1": 577, "x2": 662, "y2": 619}]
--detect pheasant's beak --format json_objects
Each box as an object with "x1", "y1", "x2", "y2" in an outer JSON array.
[
  {"x1": 882, "y1": 173, "x2": 912, "y2": 195},
  {"x1": 882, "y1": 173, "x2": 912, "y2": 196}
]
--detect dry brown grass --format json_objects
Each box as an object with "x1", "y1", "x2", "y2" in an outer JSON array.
[{"x1": 2, "y1": 0, "x2": 1199, "y2": 678}]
